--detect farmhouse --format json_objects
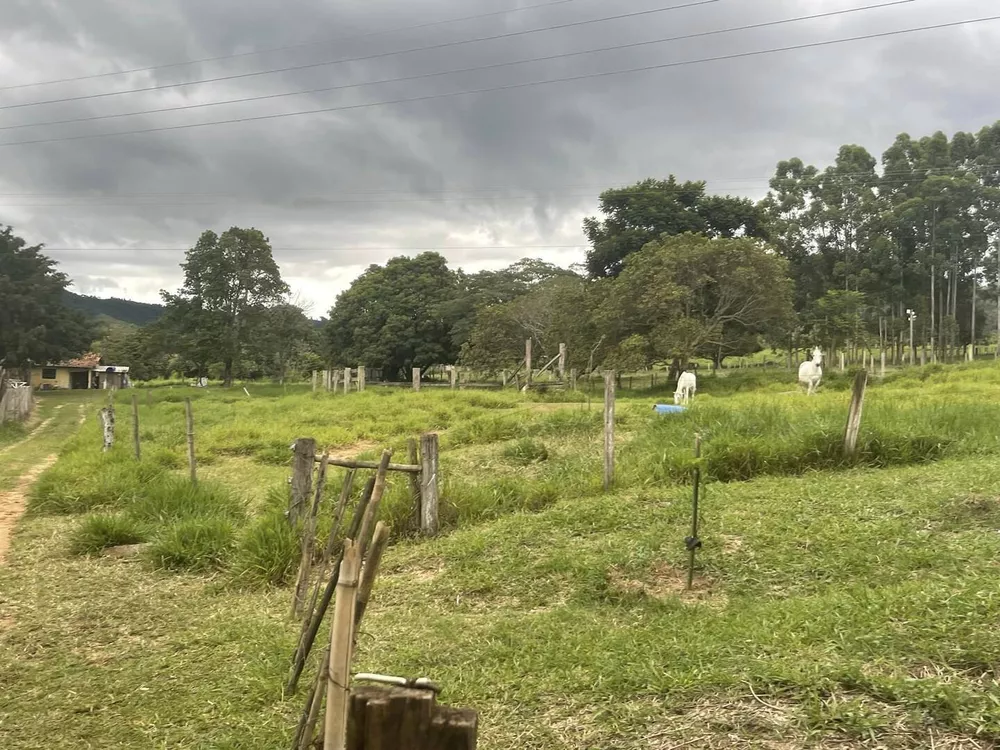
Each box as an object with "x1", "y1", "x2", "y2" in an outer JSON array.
[{"x1": 29, "y1": 353, "x2": 131, "y2": 390}]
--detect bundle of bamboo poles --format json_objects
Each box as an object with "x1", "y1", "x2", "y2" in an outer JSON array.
[{"x1": 286, "y1": 448, "x2": 394, "y2": 750}]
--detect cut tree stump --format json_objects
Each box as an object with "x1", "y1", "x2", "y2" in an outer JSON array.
[{"x1": 346, "y1": 685, "x2": 477, "y2": 750}]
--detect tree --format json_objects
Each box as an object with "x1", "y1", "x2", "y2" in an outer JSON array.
[
  {"x1": 161, "y1": 227, "x2": 289, "y2": 386},
  {"x1": 448, "y1": 258, "x2": 579, "y2": 349},
  {"x1": 584, "y1": 177, "x2": 768, "y2": 278},
  {"x1": 461, "y1": 275, "x2": 604, "y2": 373},
  {"x1": 0, "y1": 225, "x2": 94, "y2": 384},
  {"x1": 96, "y1": 323, "x2": 171, "y2": 381},
  {"x1": 324, "y1": 253, "x2": 460, "y2": 378},
  {"x1": 252, "y1": 303, "x2": 317, "y2": 383},
  {"x1": 603, "y1": 233, "x2": 794, "y2": 369}
]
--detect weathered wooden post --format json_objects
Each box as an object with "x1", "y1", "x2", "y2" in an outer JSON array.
[
  {"x1": 98, "y1": 406, "x2": 115, "y2": 452},
  {"x1": 558, "y1": 343, "x2": 567, "y2": 381},
  {"x1": 184, "y1": 397, "x2": 197, "y2": 484},
  {"x1": 419, "y1": 432, "x2": 440, "y2": 536},
  {"x1": 839, "y1": 351, "x2": 845, "y2": 372},
  {"x1": 312, "y1": 370, "x2": 318, "y2": 393},
  {"x1": 449, "y1": 365, "x2": 457, "y2": 390},
  {"x1": 412, "y1": 367, "x2": 421, "y2": 392},
  {"x1": 880, "y1": 350, "x2": 886, "y2": 378},
  {"x1": 343, "y1": 367, "x2": 351, "y2": 395},
  {"x1": 843, "y1": 369, "x2": 868, "y2": 457},
  {"x1": 603, "y1": 371, "x2": 615, "y2": 492},
  {"x1": 331, "y1": 369, "x2": 340, "y2": 394},
  {"x1": 292, "y1": 452, "x2": 328, "y2": 620},
  {"x1": 570, "y1": 368, "x2": 578, "y2": 391},
  {"x1": 524, "y1": 338, "x2": 532, "y2": 390},
  {"x1": 290, "y1": 438, "x2": 317, "y2": 527},
  {"x1": 358, "y1": 366, "x2": 366, "y2": 392},
  {"x1": 408, "y1": 438, "x2": 421, "y2": 529},
  {"x1": 501, "y1": 370, "x2": 508, "y2": 388},
  {"x1": 131, "y1": 393, "x2": 141, "y2": 461},
  {"x1": 346, "y1": 685, "x2": 478, "y2": 749},
  {"x1": 324, "y1": 540, "x2": 361, "y2": 750}
]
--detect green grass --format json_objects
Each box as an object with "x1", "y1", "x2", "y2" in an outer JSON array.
[
  {"x1": 68, "y1": 513, "x2": 148, "y2": 556},
  {"x1": 5, "y1": 364, "x2": 1000, "y2": 747}
]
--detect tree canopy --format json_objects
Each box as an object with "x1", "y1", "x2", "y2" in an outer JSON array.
[{"x1": 0, "y1": 225, "x2": 94, "y2": 372}]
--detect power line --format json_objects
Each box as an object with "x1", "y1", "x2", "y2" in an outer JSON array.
[
  {"x1": 0, "y1": 0, "x2": 593, "y2": 92},
  {"x1": 1, "y1": 162, "x2": 996, "y2": 199},
  {"x1": 41, "y1": 244, "x2": 588, "y2": 253},
  {"x1": 2, "y1": 12, "x2": 993, "y2": 149},
  {"x1": 2, "y1": 167, "x2": 996, "y2": 207},
  {"x1": 0, "y1": 0, "x2": 912, "y2": 134},
  {"x1": 0, "y1": 0, "x2": 719, "y2": 111}
]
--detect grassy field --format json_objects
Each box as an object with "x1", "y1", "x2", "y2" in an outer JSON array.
[{"x1": 2, "y1": 365, "x2": 1000, "y2": 748}]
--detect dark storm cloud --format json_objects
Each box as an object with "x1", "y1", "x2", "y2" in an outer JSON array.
[{"x1": 2, "y1": 0, "x2": 1000, "y2": 311}]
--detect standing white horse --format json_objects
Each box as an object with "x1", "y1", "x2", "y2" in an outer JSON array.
[
  {"x1": 674, "y1": 370, "x2": 697, "y2": 405},
  {"x1": 798, "y1": 347, "x2": 823, "y2": 395}
]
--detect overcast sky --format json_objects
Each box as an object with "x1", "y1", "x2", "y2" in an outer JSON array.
[{"x1": 2, "y1": 0, "x2": 999, "y2": 314}]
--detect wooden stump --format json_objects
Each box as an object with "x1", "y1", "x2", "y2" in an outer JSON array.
[{"x1": 347, "y1": 685, "x2": 477, "y2": 750}]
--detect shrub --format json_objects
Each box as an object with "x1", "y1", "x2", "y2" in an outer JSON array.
[
  {"x1": 147, "y1": 518, "x2": 237, "y2": 572},
  {"x1": 69, "y1": 514, "x2": 148, "y2": 556},
  {"x1": 230, "y1": 511, "x2": 300, "y2": 587},
  {"x1": 501, "y1": 438, "x2": 550, "y2": 465}
]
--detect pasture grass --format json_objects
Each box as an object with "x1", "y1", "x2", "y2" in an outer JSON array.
[{"x1": 5, "y1": 362, "x2": 1000, "y2": 746}]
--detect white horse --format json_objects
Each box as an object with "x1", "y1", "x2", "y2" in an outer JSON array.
[
  {"x1": 674, "y1": 370, "x2": 697, "y2": 405},
  {"x1": 798, "y1": 347, "x2": 823, "y2": 395}
]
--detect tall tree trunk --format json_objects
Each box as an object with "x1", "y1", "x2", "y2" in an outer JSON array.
[{"x1": 930, "y1": 263, "x2": 936, "y2": 361}]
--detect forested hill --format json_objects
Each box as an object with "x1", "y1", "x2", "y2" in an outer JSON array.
[{"x1": 63, "y1": 291, "x2": 165, "y2": 326}]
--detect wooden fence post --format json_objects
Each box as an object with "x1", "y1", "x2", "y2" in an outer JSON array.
[
  {"x1": 290, "y1": 438, "x2": 317, "y2": 527},
  {"x1": 843, "y1": 369, "x2": 868, "y2": 457},
  {"x1": 331, "y1": 369, "x2": 340, "y2": 394},
  {"x1": 839, "y1": 351, "x2": 845, "y2": 372},
  {"x1": 325, "y1": 540, "x2": 361, "y2": 750},
  {"x1": 558, "y1": 343, "x2": 567, "y2": 381},
  {"x1": 570, "y1": 368, "x2": 578, "y2": 391},
  {"x1": 407, "y1": 438, "x2": 421, "y2": 530},
  {"x1": 880, "y1": 350, "x2": 886, "y2": 377},
  {"x1": 343, "y1": 367, "x2": 351, "y2": 395},
  {"x1": 603, "y1": 371, "x2": 615, "y2": 492},
  {"x1": 292, "y1": 452, "x2": 328, "y2": 620},
  {"x1": 184, "y1": 397, "x2": 196, "y2": 484},
  {"x1": 99, "y1": 407, "x2": 115, "y2": 452},
  {"x1": 312, "y1": 370, "x2": 318, "y2": 392},
  {"x1": 449, "y1": 366, "x2": 457, "y2": 390},
  {"x1": 412, "y1": 367, "x2": 421, "y2": 392},
  {"x1": 346, "y1": 685, "x2": 478, "y2": 749},
  {"x1": 358, "y1": 366, "x2": 366, "y2": 392},
  {"x1": 419, "y1": 433, "x2": 440, "y2": 536},
  {"x1": 524, "y1": 339, "x2": 532, "y2": 390},
  {"x1": 131, "y1": 394, "x2": 141, "y2": 461}
]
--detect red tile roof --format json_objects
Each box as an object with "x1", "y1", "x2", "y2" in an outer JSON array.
[{"x1": 60, "y1": 352, "x2": 102, "y2": 368}]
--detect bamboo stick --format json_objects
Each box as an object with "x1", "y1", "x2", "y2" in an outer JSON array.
[{"x1": 324, "y1": 539, "x2": 360, "y2": 750}]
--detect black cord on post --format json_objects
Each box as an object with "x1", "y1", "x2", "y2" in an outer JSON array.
[{"x1": 686, "y1": 434, "x2": 702, "y2": 591}]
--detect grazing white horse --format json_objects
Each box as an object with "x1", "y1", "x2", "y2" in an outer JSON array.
[
  {"x1": 674, "y1": 370, "x2": 697, "y2": 405},
  {"x1": 798, "y1": 347, "x2": 823, "y2": 395}
]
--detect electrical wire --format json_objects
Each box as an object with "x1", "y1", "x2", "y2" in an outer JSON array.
[
  {"x1": 0, "y1": 0, "x2": 595, "y2": 92},
  {"x1": 0, "y1": 0, "x2": 912, "y2": 134},
  {"x1": 1, "y1": 12, "x2": 994, "y2": 148},
  {"x1": 0, "y1": 0, "x2": 720, "y2": 111}
]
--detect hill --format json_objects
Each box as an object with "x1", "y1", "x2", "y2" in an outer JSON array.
[{"x1": 63, "y1": 291, "x2": 164, "y2": 327}]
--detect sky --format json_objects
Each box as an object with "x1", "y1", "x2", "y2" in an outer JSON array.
[{"x1": 2, "y1": 0, "x2": 999, "y2": 315}]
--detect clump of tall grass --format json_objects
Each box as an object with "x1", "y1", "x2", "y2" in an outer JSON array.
[
  {"x1": 29, "y1": 450, "x2": 168, "y2": 515},
  {"x1": 501, "y1": 438, "x2": 550, "y2": 465},
  {"x1": 69, "y1": 514, "x2": 149, "y2": 556},
  {"x1": 127, "y1": 476, "x2": 246, "y2": 524},
  {"x1": 231, "y1": 510, "x2": 300, "y2": 586},
  {"x1": 147, "y1": 518, "x2": 237, "y2": 572}
]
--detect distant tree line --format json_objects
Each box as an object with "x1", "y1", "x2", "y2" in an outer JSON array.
[{"x1": 4, "y1": 119, "x2": 1000, "y2": 384}]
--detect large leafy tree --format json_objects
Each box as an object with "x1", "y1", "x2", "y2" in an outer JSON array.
[
  {"x1": 250, "y1": 303, "x2": 318, "y2": 384},
  {"x1": 324, "y1": 252, "x2": 460, "y2": 378},
  {"x1": 584, "y1": 177, "x2": 768, "y2": 278},
  {"x1": 0, "y1": 225, "x2": 94, "y2": 383},
  {"x1": 602, "y1": 233, "x2": 795, "y2": 369},
  {"x1": 161, "y1": 227, "x2": 289, "y2": 385}
]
